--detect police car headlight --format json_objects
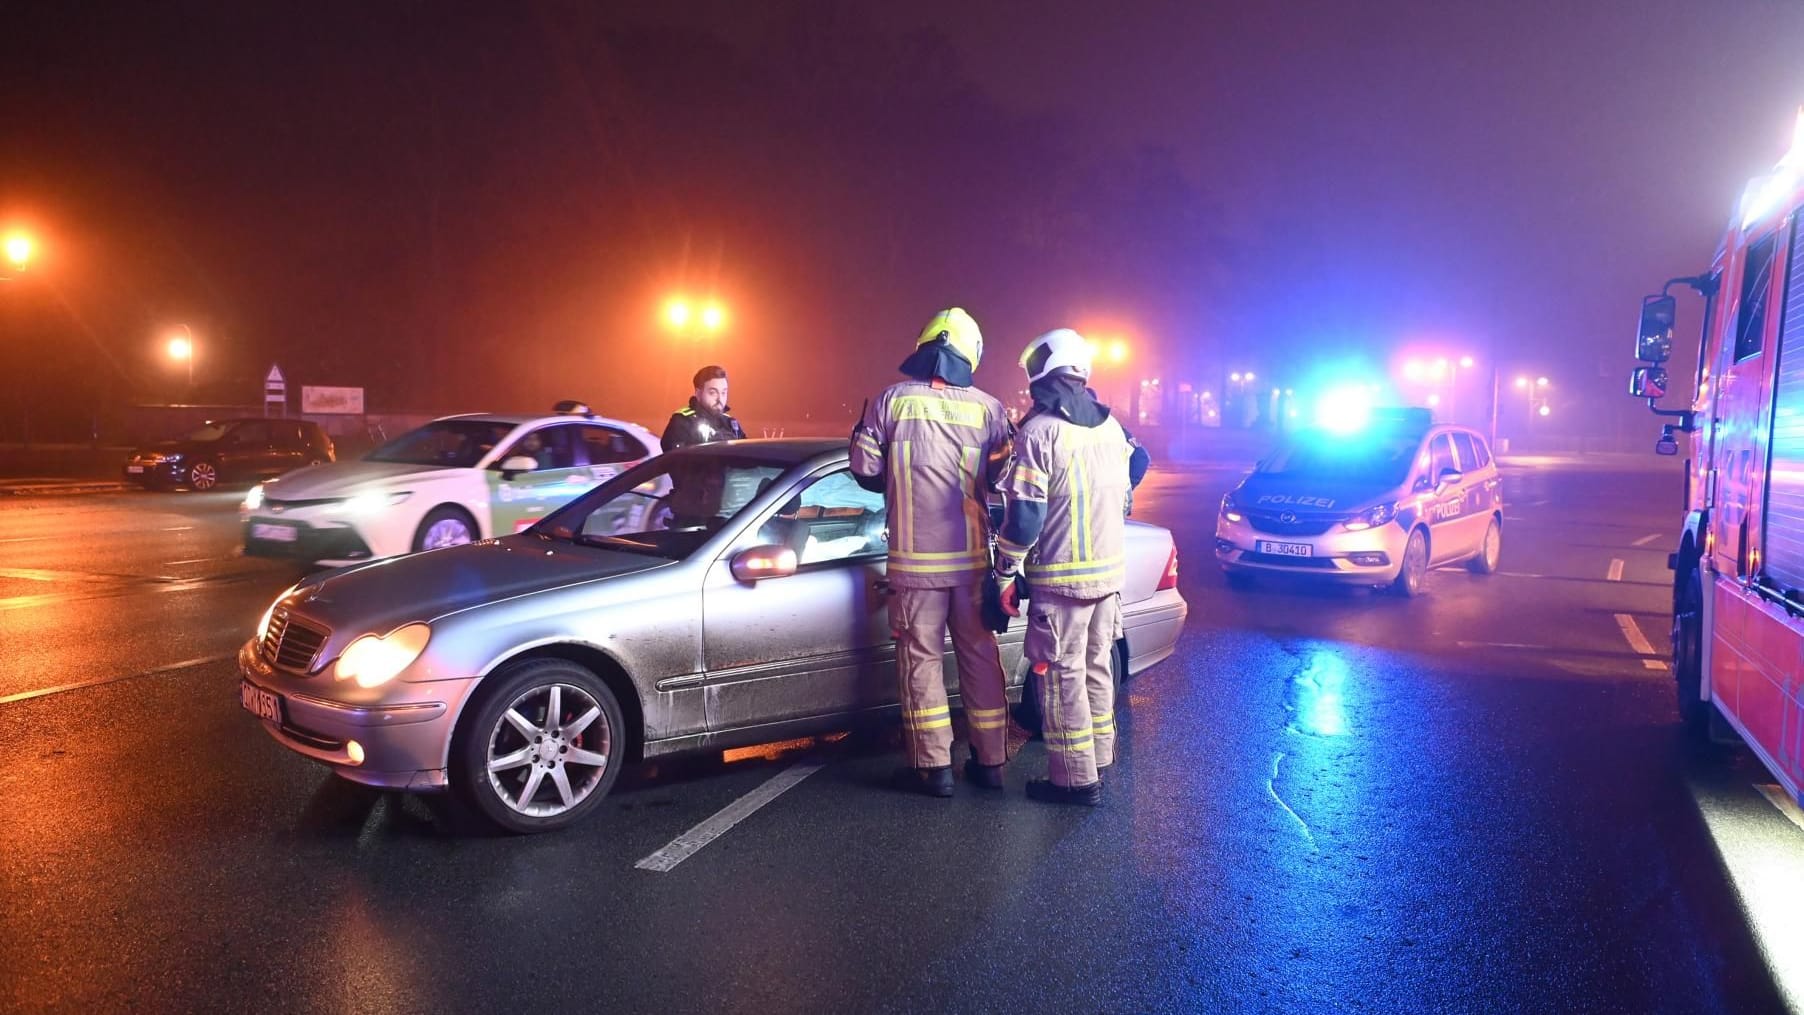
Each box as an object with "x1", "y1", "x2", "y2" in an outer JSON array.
[
  {"x1": 243, "y1": 484, "x2": 265, "y2": 511},
  {"x1": 333, "y1": 623, "x2": 431, "y2": 688},
  {"x1": 1220, "y1": 493, "x2": 1244, "y2": 524},
  {"x1": 1343, "y1": 502, "x2": 1397, "y2": 532},
  {"x1": 333, "y1": 490, "x2": 412, "y2": 516}
]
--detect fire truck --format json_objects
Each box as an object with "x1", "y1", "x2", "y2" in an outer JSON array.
[{"x1": 1630, "y1": 110, "x2": 1804, "y2": 805}]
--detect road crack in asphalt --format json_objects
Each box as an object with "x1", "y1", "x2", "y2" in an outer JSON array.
[{"x1": 1267, "y1": 751, "x2": 1315, "y2": 847}]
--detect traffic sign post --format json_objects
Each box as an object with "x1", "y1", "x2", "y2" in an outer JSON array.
[{"x1": 264, "y1": 364, "x2": 287, "y2": 417}]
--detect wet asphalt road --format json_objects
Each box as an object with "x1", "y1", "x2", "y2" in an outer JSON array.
[{"x1": 1, "y1": 461, "x2": 1799, "y2": 1014}]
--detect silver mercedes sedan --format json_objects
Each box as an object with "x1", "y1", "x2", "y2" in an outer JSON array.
[{"x1": 237, "y1": 439, "x2": 1188, "y2": 833}]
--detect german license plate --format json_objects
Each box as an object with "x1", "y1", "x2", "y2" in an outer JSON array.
[
  {"x1": 126, "y1": 465, "x2": 145, "y2": 474},
  {"x1": 240, "y1": 680, "x2": 282, "y2": 723},
  {"x1": 1256, "y1": 540, "x2": 1312, "y2": 557},
  {"x1": 251, "y1": 522, "x2": 298, "y2": 543}
]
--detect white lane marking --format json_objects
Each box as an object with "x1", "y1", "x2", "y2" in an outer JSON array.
[
  {"x1": 1632, "y1": 533, "x2": 1662, "y2": 547},
  {"x1": 0, "y1": 653, "x2": 236, "y2": 705},
  {"x1": 0, "y1": 535, "x2": 54, "y2": 545},
  {"x1": 1757, "y1": 784, "x2": 1804, "y2": 834},
  {"x1": 1614, "y1": 613, "x2": 1659, "y2": 654},
  {"x1": 1266, "y1": 752, "x2": 1314, "y2": 847},
  {"x1": 161, "y1": 557, "x2": 215, "y2": 566},
  {"x1": 1455, "y1": 641, "x2": 1546, "y2": 650},
  {"x1": 1607, "y1": 558, "x2": 1625, "y2": 582},
  {"x1": 634, "y1": 760, "x2": 825, "y2": 872},
  {"x1": 162, "y1": 526, "x2": 194, "y2": 531}
]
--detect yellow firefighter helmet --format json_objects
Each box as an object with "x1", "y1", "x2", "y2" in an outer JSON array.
[{"x1": 915, "y1": 307, "x2": 983, "y2": 368}]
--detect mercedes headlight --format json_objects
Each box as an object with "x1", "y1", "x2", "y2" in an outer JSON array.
[
  {"x1": 333, "y1": 623, "x2": 431, "y2": 688},
  {"x1": 1220, "y1": 493, "x2": 1244, "y2": 523},
  {"x1": 333, "y1": 490, "x2": 411, "y2": 517},
  {"x1": 1342, "y1": 502, "x2": 1397, "y2": 532},
  {"x1": 243, "y1": 484, "x2": 265, "y2": 511}
]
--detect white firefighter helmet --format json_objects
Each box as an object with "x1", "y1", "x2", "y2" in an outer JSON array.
[{"x1": 1019, "y1": 328, "x2": 1093, "y2": 384}]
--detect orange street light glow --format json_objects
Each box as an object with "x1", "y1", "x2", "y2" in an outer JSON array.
[
  {"x1": 1106, "y1": 338, "x2": 1128, "y2": 364},
  {"x1": 167, "y1": 336, "x2": 193, "y2": 360},
  {"x1": 700, "y1": 303, "x2": 726, "y2": 331},
  {"x1": 664, "y1": 298, "x2": 692, "y2": 329},
  {"x1": 4, "y1": 233, "x2": 32, "y2": 268}
]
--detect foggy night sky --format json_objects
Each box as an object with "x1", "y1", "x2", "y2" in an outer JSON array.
[{"x1": 3, "y1": 0, "x2": 1803, "y2": 439}]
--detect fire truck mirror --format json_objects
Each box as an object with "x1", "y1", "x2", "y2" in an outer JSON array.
[
  {"x1": 1655, "y1": 433, "x2": 1679, "y2": 456},
  {"x1": 1629, "y1": 366, "x2": 1668, "y2": 400},
  {"x1": 1636, "y1": 294, "x2": 1676, "y2": 363}
]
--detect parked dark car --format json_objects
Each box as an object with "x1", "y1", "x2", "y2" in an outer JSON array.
[{"x1": 124, "y1": 418, "x2": 336, "y2": 491}]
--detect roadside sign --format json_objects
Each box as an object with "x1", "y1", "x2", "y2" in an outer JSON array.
[
  {"x1": 301, "y1": 385, "x2": 364, "y2": 414},
  {"x1": 264, "y1": 363, "x2": 287, "y2": 417}
]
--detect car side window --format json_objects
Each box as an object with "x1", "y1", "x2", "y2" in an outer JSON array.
[
  {"x1": 1430, "y1": 434, "x2": 1457, "y2": 479},
  {"x1": 232, "y1": 421, "x2": 271, "y2": 447},
  {"x1": 503, "y1": 425, "x2": 579, "y2": 470},
  {"x1": 1470, "y1": 435, "x2": 1493, "y2": 469},
  {"x1": 756, "y1": 469, "x2": 887, "y2": 565},
  {"x1": 1451, "y1": 433, "x2": 1479, "y2": 472},
  {"x1": 578, "y1": 426, "x2": 650, "y2": 466}
]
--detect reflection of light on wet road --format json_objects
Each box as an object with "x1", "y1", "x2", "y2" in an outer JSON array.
[
  {"x1": 1693, "y1": 779, "x2": 1804, "y2": 1012},
  {"x1": 1288, "y1": 650, "x2": 1349, "y2": 738}
]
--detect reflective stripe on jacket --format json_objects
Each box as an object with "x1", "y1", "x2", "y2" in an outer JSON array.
[
  {"x1": 1003, "y1": 413, "x2": 1131, "y2": 598},
  {"x1": 849, "y1": 381, "x2": 1012, "y2": 589}
]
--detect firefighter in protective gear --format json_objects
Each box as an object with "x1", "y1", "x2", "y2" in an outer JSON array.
[
  {"x1": 850, "y1": 307, "x2": 1015, "y2": 797},
  {"x1": 994, "y1": 328, "x2": 1133, "y2": 806},
  {"x1": 662, "y1": 365, "x2": 747, "y2": 452}
]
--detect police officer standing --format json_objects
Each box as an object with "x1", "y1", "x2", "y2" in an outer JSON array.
[
  {"x1": 850, "y1": 308, "x2": 1014, "y2": 797},
  {"x1": 662, "y1": 365, "x2": 747, "y2": 452},
  {"x1": 993, "y1": 329, "x2": 1133, "y2": 806}
]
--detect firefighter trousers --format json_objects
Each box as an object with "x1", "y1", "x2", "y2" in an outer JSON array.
[
  {"x1": 1023, "y1": 590, "x2": 1121, "y2": 787},
  {"x1": 890, "y1": 583, "x2": 1010, "y2": 770}
]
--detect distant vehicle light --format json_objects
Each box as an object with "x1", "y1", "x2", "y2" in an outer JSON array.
[
  {"x1": 243, "y1": 484, "x2": 265, "y2": 511},
  {"x1": 333, "y1": 491, "x2": 411, "y2": 516}
]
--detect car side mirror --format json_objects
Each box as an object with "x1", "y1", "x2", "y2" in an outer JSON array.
[
  {"x1": 499, "y1": 455, "x2": 538, "y2": 477},
  {"x1": 1636, "y1": 294, "x2": 1676, "y2": 364},
  {"x1": 1629, "y1": 366, "x2": 1668, "y2": 400},
  {"x1": 730, "y1": 544, "x2": 798, "y2": 582},
  {"x1": 1436, "y1": 467, "x2": 1463, "y2": 490},
  {"x1": 1655, "y1": 423, "x2": 1680, "y2": 456}
]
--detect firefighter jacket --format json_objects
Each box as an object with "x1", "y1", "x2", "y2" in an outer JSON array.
[
  {"x1": 999, "y1": 411, "x2": 1132, "y2": 599},
  {"x1": 849, "y1": 380, "x2": 1012, "y2": 589},
  {"x1": 661, "y1": 399, "x2": 746, "y2": 452}
]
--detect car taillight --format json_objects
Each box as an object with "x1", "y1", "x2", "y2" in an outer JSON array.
[{"x1": 1156, "y1": 544, "x2": 1179, "y2": 591}]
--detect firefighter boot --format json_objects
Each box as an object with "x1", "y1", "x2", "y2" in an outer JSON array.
[
  {"x1": 1025, "y1": 778, "x2": 1101, "y2": 807},
  {"x1": 891, "y1": 765, "x2": 954, "y2": 798},
  {"x1": 963, "y1": 750, "x2": 1005, "y2": 790}
]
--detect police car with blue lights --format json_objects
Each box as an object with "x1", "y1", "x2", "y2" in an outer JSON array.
[
  {"x1": 1214, "y1": 407, "x2": 1503, "y2": 596},
  {"x1": 241, "y1": 402, "x2": 660, "y2": 567}
]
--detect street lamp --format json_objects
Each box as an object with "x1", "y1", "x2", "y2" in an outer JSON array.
[
  {"x1": 166, "y1": 325, "x2": 195, "y2": 392},
  {"x1": 3, "y1": 232, "x2": 32, "y2": 273}
]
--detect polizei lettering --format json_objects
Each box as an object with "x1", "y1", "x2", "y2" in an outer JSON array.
[{"x1": 1255, "y1": 494, "x2": 1337, "y2": 508}]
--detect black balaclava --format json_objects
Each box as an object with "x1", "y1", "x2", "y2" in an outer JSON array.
[
  {"x1": 898, "y1": 339, "x2": 975, "y2": 387},
  {"x1": 1027, "y1": 371, "x2": 1108, "y2": 428}
]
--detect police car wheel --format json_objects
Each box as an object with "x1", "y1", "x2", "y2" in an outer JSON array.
[
  {"x1": 1391, "y1": 528, "x2": 1429, "y2": 597},
  {"x1": 413, "y1": 506, "x2": 477, "y2": 552},
  {"x1": 1467, "y1": 517, "x2": 1502, "y2": 575}
]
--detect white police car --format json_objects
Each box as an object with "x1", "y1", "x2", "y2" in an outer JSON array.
[{"x1": 241, "y1": 403, "x2": 660, "y2": 566}]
